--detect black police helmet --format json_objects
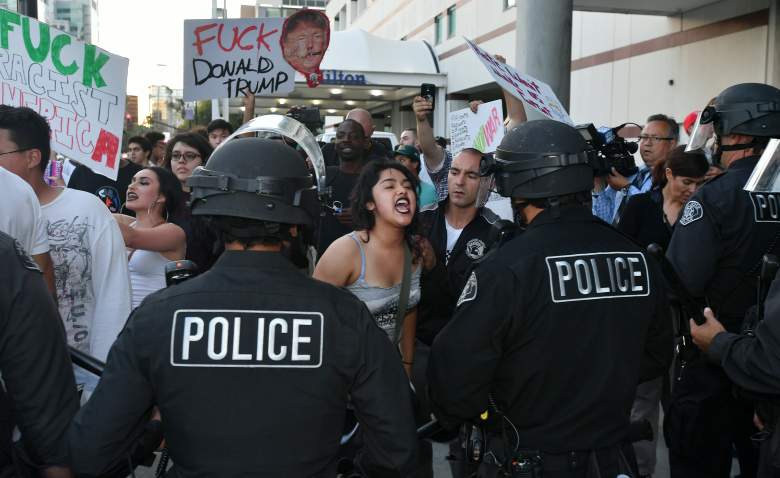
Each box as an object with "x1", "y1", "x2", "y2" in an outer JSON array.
[
  {"x1": 188, "y1": 138, "x2": 317, "y2": 226},
  {"x1": 491, "y1": 119, "x2": 593, "y2": 199},
  {"x1": 707, "y1": 83, "x2": 780, "y2": 137}
]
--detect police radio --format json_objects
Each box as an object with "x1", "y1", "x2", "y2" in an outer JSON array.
[{"x1": 165, "y1": 260, "x2": 199, "y2": 287}]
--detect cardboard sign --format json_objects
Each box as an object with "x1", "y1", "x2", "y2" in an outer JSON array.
[
  {"x1": 449, "y1": 99, "x2": 505, "y2": 156},
  {"x1": 465, "y1": 37, "x2": 572, "y2": 125},
  {"x1": 183, "y1": 17, "x2": 296, "y2": 101},
  {"x1": 0, "y1": 9, "x2": 128, "y2": 180}
]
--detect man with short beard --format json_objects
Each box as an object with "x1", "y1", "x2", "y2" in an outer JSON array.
[
  {"x1": 316, "y1": 119, "x2": 370, "y2": 254},
  {"x1": 415, "y1": 148, "x2": 499, "y2": 477}
]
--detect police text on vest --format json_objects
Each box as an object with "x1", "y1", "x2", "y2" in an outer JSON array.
[
  {"x1": 545, "y1": 252, "x2": 650, "y2": 303},
  {"x1": 170, "y1": 310, "x2": 323, "y2": 367},
  {"x1": 750, "y1": 193, "x2": 780, "y2": 222}
]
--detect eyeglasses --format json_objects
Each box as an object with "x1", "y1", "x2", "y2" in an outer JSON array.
[
  {"x1": 0, "y1": 147, "x2": 31, "y2": 157},
  {"x1": 170, "y1": 152, "x2": 201, "y2": 163},
  {"x1": 638, "y1": 135, "x2": 674, "y2": 143}
]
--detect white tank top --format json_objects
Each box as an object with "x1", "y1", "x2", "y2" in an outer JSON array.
[{"x1": 128, "y1": 249, "x2": 169, "y2": 309}]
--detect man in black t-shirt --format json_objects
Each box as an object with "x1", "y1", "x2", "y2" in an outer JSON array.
[
  {"x1": 321, "y1": 108, "x2": 391, "y2": 167},
  {"x1": 67, "y1": 158, "x2": 142, "y2": 214},
  {"x1": 316, "y1": 119, "x2": 369, "y2": 254}
]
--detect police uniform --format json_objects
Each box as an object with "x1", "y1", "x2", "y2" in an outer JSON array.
[
  {"x1": 0, "y1": 231, "x2": 78, "y2": 473},
  {"x1": 417, "y1": 200, "x2": 499, "y2": 345},
  {"x1": 668, "y1": 156, "x2": 780, "y2": 332},
  {"x1": 708, "y1": 272, "x2": 780, "y2": 477},
  {"x1": 666, "y1": 83, "x2": 780, "y2": 478},
  {"x1": 428, "y1": 120, "x2": 673, "y2": 477},
  {"x1": 67, "y1": 137, "x2": 417, "y2": 477}
]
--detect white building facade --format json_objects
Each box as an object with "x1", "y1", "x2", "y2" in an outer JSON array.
[{"x1": 324, "y1": 0, "x2": 777, "y2": 135}]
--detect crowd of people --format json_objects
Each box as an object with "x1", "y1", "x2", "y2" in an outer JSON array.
[{"x1": 2, "y1": 63, "x2": 780, "y2": 478}]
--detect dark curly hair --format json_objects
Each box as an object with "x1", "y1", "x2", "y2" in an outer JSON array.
[{"x1": 350, "y1": 160, "x2": 421, "y2": 258}]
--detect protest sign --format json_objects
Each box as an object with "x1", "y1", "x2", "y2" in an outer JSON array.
[
  {"x1": 183, "y1": 17, "x2": 296, "y2": 101},
  {"x1": 464, "y1": 38, "x2": 572, "y2": 125},
  {"x1": 0, "y1": 9, "x2": 128, "y2": 180},
  {"x1": 449, "y1": 99, "x2": 505, "y2": 156}
]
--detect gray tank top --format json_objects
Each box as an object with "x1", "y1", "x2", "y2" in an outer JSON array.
[{"x1": 345, "y1": 232, "x2": 421, "y2": 344}]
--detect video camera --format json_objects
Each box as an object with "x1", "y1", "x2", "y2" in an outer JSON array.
[
  {"x1": 576, "y1": 123, "x2": 639, "y2": 177},
  {"x1": 286, "y1": 105, "x2": 323, "y2": 134}
]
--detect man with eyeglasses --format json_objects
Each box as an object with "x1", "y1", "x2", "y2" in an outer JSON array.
[
  {"x1": 593, "y1": 114, "x2": 678, "y2": 224},
  {"x1": 0, "y1": 106, "x2": 131, "y2": 365}
]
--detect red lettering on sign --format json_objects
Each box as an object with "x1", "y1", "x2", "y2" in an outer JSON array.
[
  {"x1": 256, "y1": 22, "x2": 278, "y2": 52},
  {"x1": 92, "y1": 128, "x2": 119, "y2": 169},
  {"x1": 236, "y1": 25, "x2": 257, "y2": 51},
  {"x1": 484, "y1": 107, "x2": 501, "y2": 146},
  {"x1": 192, "y1": 23, "x2": 218, "y2": 56}
]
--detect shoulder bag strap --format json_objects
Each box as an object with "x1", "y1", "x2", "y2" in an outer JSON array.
[{"x1": 394, "y1": 243, "x2": 413, "y2": 344}]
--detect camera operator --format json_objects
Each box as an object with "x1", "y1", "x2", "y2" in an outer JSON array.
[
  {"x1": 68, "y1": 137, "x2": 417, "y2": 477},
  {"x1": 593, "y1": 114, "x2": 678, "y2": 224},
  {"x1": 665, "y1": 83, "x2": 780, "y2": 478},
  {"x1": 428, "y1": 119, "x2": 672, "y2": 477}
]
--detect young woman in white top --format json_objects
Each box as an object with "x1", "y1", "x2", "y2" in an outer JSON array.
[
  {"x1": 314, "y1": 160, "x2": 428, "y2": 378},
  {"x1": 114, "y1": 166, "x2": 186, "y2": 308}
]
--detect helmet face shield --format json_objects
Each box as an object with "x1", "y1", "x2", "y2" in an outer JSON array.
[
  {"x1": 216, "y1": 114, "x2": 328, "y2": 199},
  {"x1": 686, "y1": 109, "x2": 716, "y2": 154},
  {"x1": 745, "y1": 138, "x2": 780, "y2": 193}
]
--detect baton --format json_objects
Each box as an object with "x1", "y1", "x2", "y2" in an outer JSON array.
[
  {"x1": 69, "y1": 346, "x2": 105, "y2": 377},
  {"x1": 646, "y1": 243, "x2": 705, "y2": 326},
  {"x1": 758, "y1": 254, "x2": 780, "y2": 324},
  {"x1": 416, "y1": 419, "x2": 441, "y2": 440}
]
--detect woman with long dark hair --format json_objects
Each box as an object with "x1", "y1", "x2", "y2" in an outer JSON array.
[
  {"x1": 113, "y1": 166, "x2": 186, "y2": 308},
  {"x1": 619, "y1": 145, "x2": 709, "y2": 249},
  {"x1": 315, "y1": 160, "x2": 422, "y2": 377},
  {"x1": 163, "y1": 132, "x2": 222, "y2": 271}
]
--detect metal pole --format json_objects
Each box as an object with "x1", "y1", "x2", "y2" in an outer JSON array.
[{"x1": 515, "y1": 0, "x2": 573, "y2": 109}]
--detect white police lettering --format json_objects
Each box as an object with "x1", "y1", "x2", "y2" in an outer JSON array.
[
  {"x1": 750, "y1": 193, "x2": 780, "y2": 222},
  {"x1": 679, "y1": 200, "x2": 703, "y2": 226},
  {"x1": 171, "y1": 310, "x2": 323, "y2": 368},
  {"x1": 457, "y1": 272, "x2": 478, "y2": 307},
  {"x1": 545, "y1": 252, "x2": 650, "y2": 303}
]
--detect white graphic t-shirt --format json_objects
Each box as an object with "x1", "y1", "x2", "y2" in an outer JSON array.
[
  {"x1": 42, "y1": 188, "x2": 132, "y2": 361},
  {"x1": 0, "y1": 167, "x2": 49, "y2": 255}
]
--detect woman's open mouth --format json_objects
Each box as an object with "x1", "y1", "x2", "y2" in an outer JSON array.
[{"x1": 395, "y1": 197, "x2": 411, "y2": 214}]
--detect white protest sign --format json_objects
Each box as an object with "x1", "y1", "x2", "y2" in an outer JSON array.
[
  {"x1": 449, "y1": 99, "x2": 505, "y2": 156},
  {"x1": 0, "y1": 9, "x2": 128, "y2": 180},
  {"x1": 464, "y1": 37, "x2": 572, "y2": 125},
  {"x1": 183, "y1": 18, "x2": 295, "y2": 101}
]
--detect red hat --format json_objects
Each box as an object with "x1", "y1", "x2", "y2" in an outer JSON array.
[{"x1": 683, "y1": 110, "x2": 699, "y2": 135}]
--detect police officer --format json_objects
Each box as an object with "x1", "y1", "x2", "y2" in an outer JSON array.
[
  {"x1": 666, "y1": 82, "x2": 780, "y2": 478},
  {"x1": 68, "y1": 138, "x2": 417, "y2": 477},
  {"x1": 688, "y1": 140, "x2": 780, "y2": 476},
  {"x1": 427, "y1": 120, "x2": 673, "y2": 477},
  {"x1": 0, "y1": 230, "x2": 78, "y2": 477}
]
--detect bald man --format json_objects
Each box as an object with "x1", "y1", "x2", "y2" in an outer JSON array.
[{"x1": 321, "y1": 108, "x2": 392, "y2": 167}]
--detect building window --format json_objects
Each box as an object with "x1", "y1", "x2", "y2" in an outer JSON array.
[
  {"x1": 447, "y1": 6, "x2": 455, "y2": 38},
  {"x1": 434, "y1": 14, "x2": 442, "y2": 44},
  {"x1": 504, "y1": 0, "x2": 516, "y2": 8}
]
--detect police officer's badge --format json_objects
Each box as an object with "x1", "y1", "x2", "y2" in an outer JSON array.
[
  {"x1": 457, "y1": 272, "x2": 478, "y2": 307},
  {"x1": 465, "y1": 239, "x2": 486, "y2": 260},
  {"x1": 679, "y1": 200, "x2": 704, "y2": 226}
]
